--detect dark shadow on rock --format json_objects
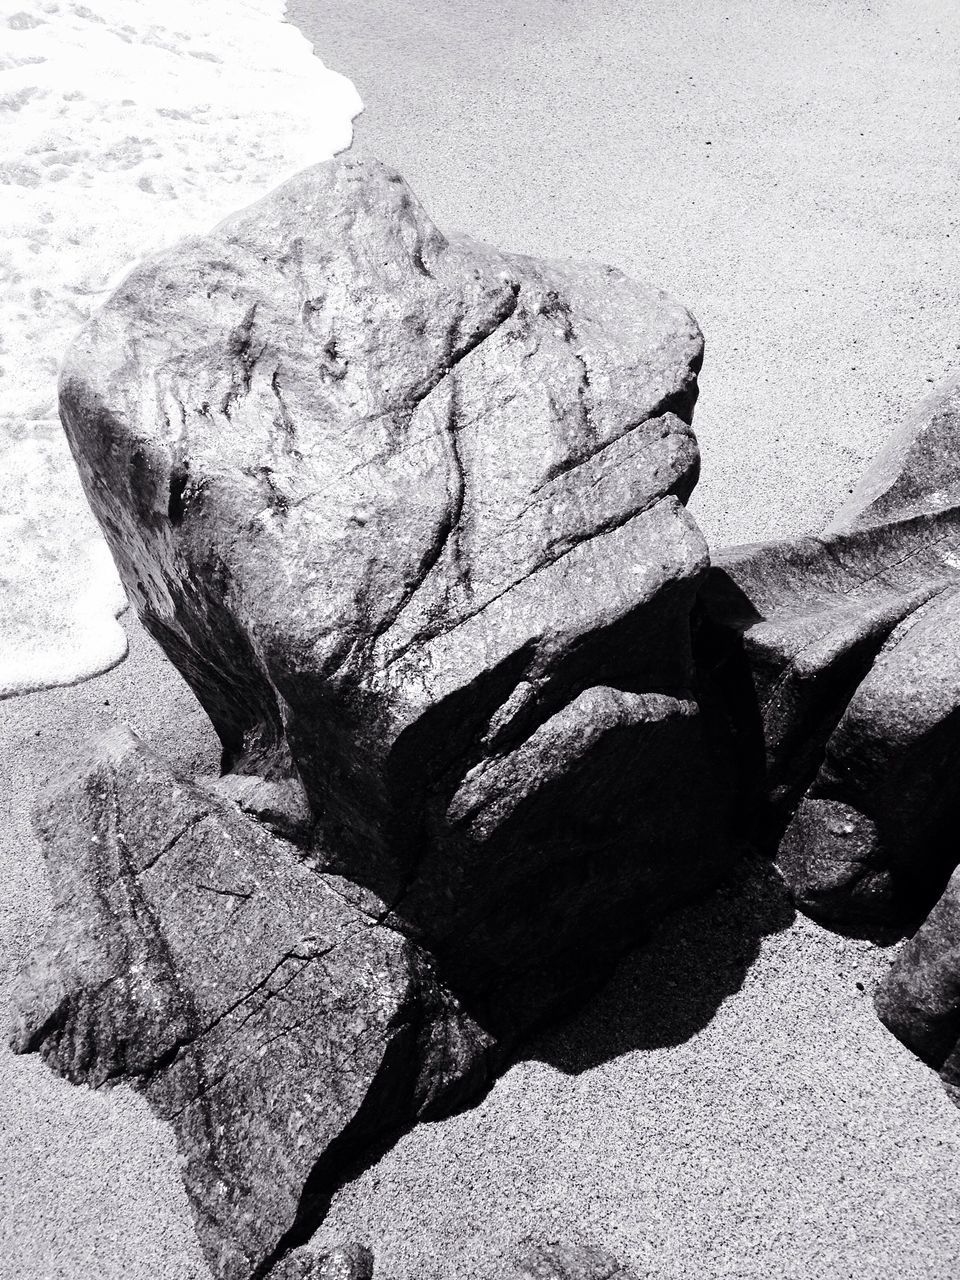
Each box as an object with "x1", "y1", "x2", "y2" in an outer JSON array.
[{"x1": 522, "y1": 852, "x2": 796, "y2": 1074}]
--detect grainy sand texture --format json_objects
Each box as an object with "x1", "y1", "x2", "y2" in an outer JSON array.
[{"x1": 4, "y1": 1, "x2": 960, "y2": 1277}]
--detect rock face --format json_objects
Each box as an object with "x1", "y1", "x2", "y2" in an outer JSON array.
[
  {"x1": 875, "y1": 867, "x2": 960, "y2": 1094},
  {"x1": 10, "y1": 729, "x2": 492, "y2": 1280},
  {"x1": 12, "y1": 156, "x2": 736, "y2": 1279},
  {"x1": 56, "y1": 155, "x2": 730, "y2": 1017},
  {"x1": 267, "y1": 1243, "x2": 375, "y2": 1280},
  {"x1": 697, "y1": 371, "x2": 960, "y2": 933}
]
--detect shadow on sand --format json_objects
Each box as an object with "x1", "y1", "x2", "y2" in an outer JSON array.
[
  {"x1": 273, "y1": 854, "x2": 797, "y2": 1271},
  {"x1": 523, "y1": 853, "x2": 796, "y2": 1074}
]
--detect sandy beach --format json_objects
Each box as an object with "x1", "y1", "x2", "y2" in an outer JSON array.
[{"x1": 4, "y1": 1, "x2": 960, "y2": 1276}]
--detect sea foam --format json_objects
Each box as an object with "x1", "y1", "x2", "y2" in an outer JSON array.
[{"x1": 0, "y1": 0, "x2": 362, "y2": 698}]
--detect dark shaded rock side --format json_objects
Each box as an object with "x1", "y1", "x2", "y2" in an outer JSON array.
[
  {"x1": 875, "y1": 866, "x2": 960, "y2": 1095},
  {"x1": 10, "y1": 729, "x2": 493, "y2": 1280},
  {"x1": 696, "y1": 371, "x2": 960, "y2": 934}
]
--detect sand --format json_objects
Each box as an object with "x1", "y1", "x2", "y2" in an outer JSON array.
[{"x1": 4, "y1": 0, "x2": 960, "y2": 1276}]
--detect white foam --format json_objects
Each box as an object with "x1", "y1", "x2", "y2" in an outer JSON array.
[
  {"x1": 0, "y1": 423, "x2": 128, "y2": 697},
  {"x1": 0, "y1": 0, "x2": 362, "y2": 699}
]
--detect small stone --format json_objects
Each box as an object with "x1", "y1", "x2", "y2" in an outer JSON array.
[
  {"x1": 875, "y1": 867, "x2": 960, "y2": 1084},
  {"x1": 268, "y1": 1242, "x2": 374, "y2": 1280},
  {"x1": 491, "y1": 1238, "x2": 639, "y2": 1280}
]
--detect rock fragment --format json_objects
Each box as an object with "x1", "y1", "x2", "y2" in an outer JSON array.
[
  {"x1": 267, "y1": 1243, "x2": 375, "y2": 1280},
  {"x1": 10, "y1": 728, "x2": 491, "y2": 1280},
  {"x1": 697, "y1": 370, "x2": 960, "y2": 932},
  {"x1": 492, "y1": 1239, "x2": 639, "y2": 1280}
]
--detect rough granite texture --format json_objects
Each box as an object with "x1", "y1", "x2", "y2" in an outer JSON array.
[
  {"x1": 55, "y1": 155, "x2": 731, "y2": 1020},
  {"x1": 696, "y1": 371, "x2": 960, "y2": 933},
  {"x1": 10, "y1": 729, "x2": 491, "y2": 1280}
]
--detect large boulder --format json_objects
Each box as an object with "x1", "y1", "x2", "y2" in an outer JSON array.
[
  {"x1": 696, "y1": 372, "x2": 960, "y2": 932},
  {"x1": 12, "y1": 157, "x2": 741, "y2": 1278},
  {"x1": 10, "y1": 728, "x2": 492, "y2": 1280},
  {"x1": 56, "y1": 156, "x2": 730, "y2": 1015}
]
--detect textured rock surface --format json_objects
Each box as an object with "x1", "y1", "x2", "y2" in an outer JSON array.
[
  {"x1": 9, "y1": 728, "x2": 492, "y2": 1280},
  {"x1": 10, "y1": 157, "x2": 746, "y2": 1279},
  {"x1": 490, "y1": 1240, "x2": 639, "y2": 1280},
  {"x1": 875, "y1": 867, "x2": 960, "y2": 1093},
  {"x1": 268, "y1": 1242, "x2": 374, "y2": 1280},
  {"x1": 57, "y1": 155, "x2": 730, "y2": 1015},
  {"x1": 697, "y1": 371, "x2": 960, "y2": 932}
]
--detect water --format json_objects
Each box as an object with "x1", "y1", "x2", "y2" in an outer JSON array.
[{"x1": 0, "y1": 0, "x2": 361, "y2": 698}]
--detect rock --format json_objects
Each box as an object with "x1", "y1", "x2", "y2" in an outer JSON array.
[
  {"x1": 9, "y1": 728, "x2": 491, "y2": 1280},
  {"x1": 267, "y1": 1243, "x2": 375, "y2": 1280},
  {"x1": 57, "y1": 155, "x2": 732, "y2": 1018},
  {"x1": 14, "y1": 158, "x2": 744, "y2": 1277},
  {"x1": 696, "y1": 371, "x2": 960, "y2": 931},
  {"x1": 492, "y1": 1239, "x2": 639, "y2": 1280},
  {"x1": 875, "y1": 867, "x2": 960, "y2": 1091},
  {"x1": 829, "y1": 370, "x2": 960, "y2": 532},
  {"x1": 776, "y1": 584, "x2": 960, "y2": 928}
]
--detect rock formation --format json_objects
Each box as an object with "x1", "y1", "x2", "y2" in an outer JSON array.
[
  {"x1": 52, "y1": 155, "x2": 731, "y2": 1021},
  {"x1": 19, "y1": 149, "x2": 957, "y2": 1278},
  {"x1": 12, "y1": 156, "x2": 735, "y2": 1279},
  {"x1": 10, "y1": 729, "x2": 491, "y2": 1280},
  {"x1": 696, "y1": 369, "x2": 960, "y2": 1105},
  {"x1": 697, "y1": 371, "x2": 960, "y2": 934}
]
